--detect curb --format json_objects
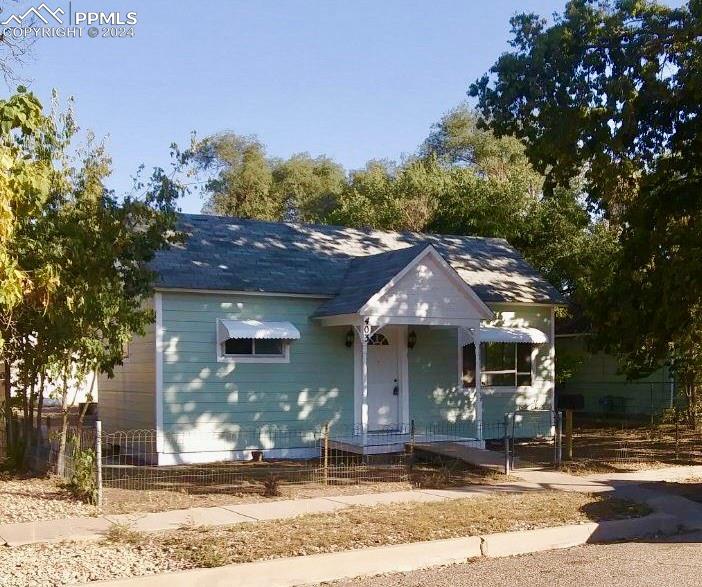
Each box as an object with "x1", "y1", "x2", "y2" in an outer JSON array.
[
  {"x1": 85, "y1": 513, "x2": 679, "y2": 587},
  {"x1": 87, "y1": 536, "x2": 484, "y2": 587},
  {"x1": 479, "y1": 513, "x2": 679, "y2": 557}
]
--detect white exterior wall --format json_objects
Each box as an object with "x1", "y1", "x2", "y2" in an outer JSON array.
[
  {"x1": 98, "y1": 324, "x2": 156, "y2": 433},
  {"x1": 366, "y1": 254, "x2": 489, "y2": 322}
]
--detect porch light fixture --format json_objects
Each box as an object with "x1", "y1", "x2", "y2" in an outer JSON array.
[
  {"x1": 345, "y1": 329, "x2": 354, "y2": 348},
  {"x1": 407, "y1": 330, "x2": 417, "y2": 349}
]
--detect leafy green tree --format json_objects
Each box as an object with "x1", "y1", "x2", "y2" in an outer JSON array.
[
  {"x1": 470, "y1": 0, "x2": 702, "y2": 418},
  {"x1": 271, "y1": 153, "x2": 346, "y2": 222},
  {"x1": 195, "y1": 134, "x2": 277, "y2": 219},
  {"x1": 0, "y1": 89, "x2": 183, "y2": 465},
  {"x1": 326, "y1": 158, "x2": 442, "y2": 231},
  {"x1": 191, "y1": 133, "x2": 346, "y2": 223}
]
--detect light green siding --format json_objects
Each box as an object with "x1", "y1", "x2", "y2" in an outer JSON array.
[
  {"x1": 406, "y1": 304, "x2": 554, "y2": 438},
  {"x1": 160, "y1": 292, "x2": 354, "y2": 440},
  {"x1": 158, "y1": 293, "x2": 556, "y2": 454},
  {"x1": 557, "y1": 335, "x2": 672, "y2": 417},
  {"x1": 408, "y1": 327, "x2": 473, "y2": 426}
]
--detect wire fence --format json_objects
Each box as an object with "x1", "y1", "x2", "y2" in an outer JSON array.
[
  {"x1": 0, "y1": 414, "x2": 564, "y2": 506},
  {"x1": 557, "y1": 381, "x2": 675, "y2": 425}
]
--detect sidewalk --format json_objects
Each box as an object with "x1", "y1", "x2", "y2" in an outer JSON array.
[
  {"x1": 0, "y1": 481, "x2": 540, "y2": 547},
  {"x1": 2, "y1": 464, "x2": 701, "y2": 547}
]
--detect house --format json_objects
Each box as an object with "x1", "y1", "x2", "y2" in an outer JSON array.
[
  {"x1": 555, "y1": 332, "x2": 675, "y2": 421},
  {"x1": 99, "y1": 214, "x2": 563, "y2": 464}
]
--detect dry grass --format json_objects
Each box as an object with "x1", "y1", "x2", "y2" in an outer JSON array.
[
  {"x1": 146, "y1": 491, "x2": 650, "y2": 568},
  {"x1": 0, "y1": 491, "x2": 649, "y2": 585},
  {"x1": 101, "y1": 461, "x2": 508, "y2": 515},
  {"x1": 515, "y1": 424, "x2": 702, "y2": 476},
  {"x1": 104, "y1": 522, "x2": 144, "y2": 545}
]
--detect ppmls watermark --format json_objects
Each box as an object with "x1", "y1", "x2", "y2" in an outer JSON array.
[{"x1": 1, "y1": 2, "x2": 138, "y2": 39}]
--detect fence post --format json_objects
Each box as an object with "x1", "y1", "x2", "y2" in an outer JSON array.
[
  {"x1": 503, "y1": 413, "x2": 511, "y2": 475},
  {"x1": 565, "y1": 409, "x2": 573, "y2": 461},
  {"x1": 323, "y1": 423, "x2": 329, "y2": 486},
  {"x1": 408, "y1": 419, "x2": 415, "y2": 473},
  {"x1": 95, "y1": 420, "x2": 103, "y2": 508},
  {"x1": 556, "y1": 412, "x2": 563, "y2": 467}
]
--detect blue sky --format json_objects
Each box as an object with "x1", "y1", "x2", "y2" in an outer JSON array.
[{"x1": 15, "y1": 0, "x2": 571, "y2": 213}]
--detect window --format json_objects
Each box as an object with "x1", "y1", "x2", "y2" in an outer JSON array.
[
  {"x1": 368, "y1": 333, "x2": 389, "y2": 346},
  {"x1": 220, "y1": 338, "x2": 287, "y2": 362},
  {"x1": 462, "y1": 343, "x2": 532, "y2": 387}
]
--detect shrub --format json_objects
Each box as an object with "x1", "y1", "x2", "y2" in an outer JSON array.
[
  {"x1": 68, "y1": 448, "x2": 98, "y2": 504},
  {"x1": 262, "y1": 475, "x2": 281, "y2": 497},
  {"x1": 105, "y1": 522, "x2": 143, "y2": 545}
]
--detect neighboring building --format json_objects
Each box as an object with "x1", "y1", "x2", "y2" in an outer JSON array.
[
  {"x1": 99, "y1": 214, "x2": 563, "y2": 464},
  {"x1": 556, "y1": 333, "x2": 675, "y2": 420}
]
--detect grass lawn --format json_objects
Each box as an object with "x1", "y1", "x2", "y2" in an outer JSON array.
[{"x1": 141, "y1": 491, "x2": 650, "y2": 568}]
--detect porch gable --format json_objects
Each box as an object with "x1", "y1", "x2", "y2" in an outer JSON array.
[{"x1": 314, "y1": 244, "x2": 493, "y2": 326}]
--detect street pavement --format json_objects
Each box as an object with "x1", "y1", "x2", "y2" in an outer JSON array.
[{"x1": 326, "y1": 531, "x2": 702, "y2": 587}]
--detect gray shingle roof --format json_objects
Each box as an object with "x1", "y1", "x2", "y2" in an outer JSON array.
[
  {"x1": 312, "y1": 244, "x2": 430, "y2": 317},
  {"x1": 151, "y1": 214, "x2": 565, "y2": 305}
]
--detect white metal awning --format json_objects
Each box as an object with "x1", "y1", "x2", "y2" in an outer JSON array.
[
  {"x1": 464, "y1": 325, "x2": 549, "y2": 344},
  {"x1": 217, "y1": 319, "x2": 301, "y2": 342}
]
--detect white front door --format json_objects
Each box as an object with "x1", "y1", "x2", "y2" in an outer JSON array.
[{"x1": 366, "y1": 327, "x2": 400, "y2": 431}]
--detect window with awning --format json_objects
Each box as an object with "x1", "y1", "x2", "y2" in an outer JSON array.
[{"x1": 216, "y1": 319, "x2": 300, "y2": 362}]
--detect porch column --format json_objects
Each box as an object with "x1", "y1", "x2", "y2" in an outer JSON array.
[
  {"x1": 360, "y1": 319, "x2": 370, "y2": 440},
  {"x1": 361, "y1": 337, "x2": 369, "y2": 436},
  {"x1": 473, "y1": 323, "x2": 483, "y2": 441}
]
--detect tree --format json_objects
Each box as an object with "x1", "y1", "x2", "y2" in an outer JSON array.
[
  {"x1": 470, "y1": 0, "x2": 702, "y2": 419},
  {"x1": 191, "y1": 133, "x2": 346, "y2": 223},
  {"x1": 0, "y1": 89, "x2": 184, "y2": 466},
  {"x1": 325, "y1": 158, "x2": 442, "y2": 231}
]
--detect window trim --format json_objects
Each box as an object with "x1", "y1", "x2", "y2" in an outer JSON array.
[
  {"x1": 463, "y1": 342, "x2": 534, "y2": 388},
  {"x1": 217, "y1": 337, "x2": 291, "y2": 364}
]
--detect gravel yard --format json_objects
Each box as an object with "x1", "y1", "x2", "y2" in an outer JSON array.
[
  {"x1": 0, "y1": 491, "x2": 649, "y2": 586},
  {"x1": 0, "y1": 474, "x2": 97, "y2": 524}
]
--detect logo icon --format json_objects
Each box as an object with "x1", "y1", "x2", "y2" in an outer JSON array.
[{"x1": 1, "y1": 3, "x2": 65, "y2": 26}]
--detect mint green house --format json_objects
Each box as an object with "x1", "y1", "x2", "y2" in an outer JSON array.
[{"x1": 99, "y1": 214, "x2": 563, "y2": 464}]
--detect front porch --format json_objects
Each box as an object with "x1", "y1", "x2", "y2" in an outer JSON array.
[
  {"x1": 328, "y1": 429, "x2": 485, "y2": 456},
  {"x1": 313, "y1": 244, "x2": 493, "y2": 444}
]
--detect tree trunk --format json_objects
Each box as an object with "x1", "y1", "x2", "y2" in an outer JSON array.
[
  {"x1": 685, "y1": 381, "x2": 698, "y2": 430},
  {"x1": 56, "y1": 365, "x2": 70, "y2": 477},
  {"x1": 4, "y1": 361, "x2": 13, "y2": 451},
  {"x1": 35, "y1": 372, "x2": 45, "y2": 446},
  {"x1": 77, "y1": 368, "x2": 96, "y2": 433},
  {"x1": 22, "y1": 377, "x2": 36, "y2": 468}
]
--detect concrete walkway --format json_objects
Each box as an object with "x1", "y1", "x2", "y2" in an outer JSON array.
[
  {"x1": 2, "y1": 464, "x2": 702, "y2": 547},
  {"x1": 0, "y1": 482, "x2": 539, "y2": 547}
]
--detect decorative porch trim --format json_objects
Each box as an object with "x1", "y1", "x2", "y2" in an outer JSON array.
[{"x1": 358, "y1": 245, "x2": 494, "y2": 320}]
